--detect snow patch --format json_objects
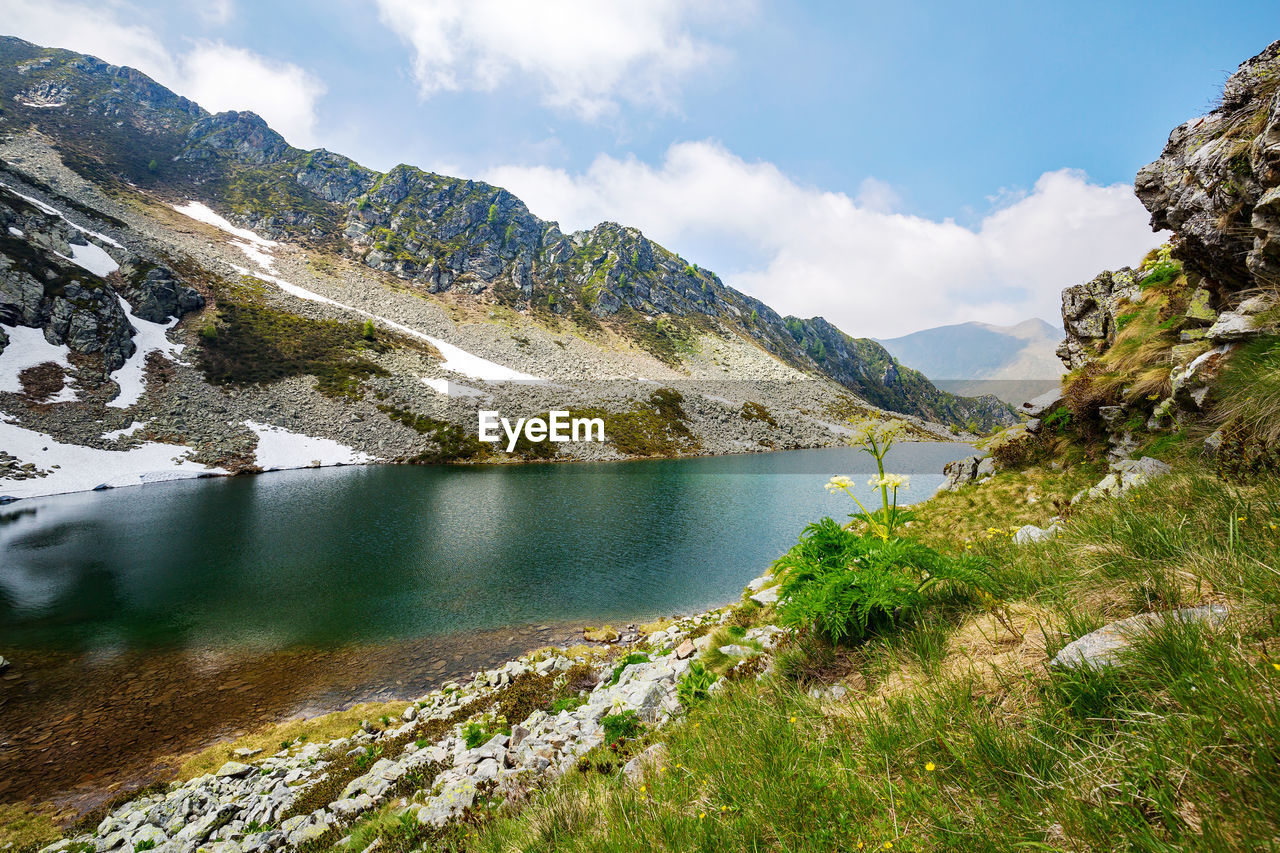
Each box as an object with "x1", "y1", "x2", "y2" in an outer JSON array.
[
  {"x1": 0, "y1": 182, "x2": 124, "y2": 248},
  {"x1": 102, "y1": 420, "x2": 147, "y2": 441},
  {"x1": 243, "y1": 420, "x2": 375, "y2": 471},
  {"x1": 107, "y1": 297, "x2": 186, "y2": 409},
  {"x1": 8, "y1": 227, "x2": 23, "y2": 237},
  {"x1": 421, "y1": 377, "x2": 485, "y2": 397},
  {"x1": 0, "y1": 324, "x2": 77, "y2": 400},
  {"x1": 230, "y1": 239, "x2": 276, "y2": 272},
  {"x1": 173, "y1": 201, "x2": 277, "y2": 249},
  {"x1": 54, "y1": 240, "x2": 119, "y2": 277},
  {"x1": 226, "y1": 265, "x2": 541, "y2": 383},
  {"x1": 18, "y1": 100, "x2": 66, "y2": 108},
  {"x1": 0, "y1": 418, "x2": 226, "y2": 499}
]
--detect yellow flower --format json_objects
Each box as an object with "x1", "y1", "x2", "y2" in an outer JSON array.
[
  {"x1": 885, "y1": 843, "x2": 893, "y2": 850},
  {"x1": 640, "y1": 785, "x2": 646, "y2": 793},
  {"x1": 925, "y1": 761, "x2": 936, "y2": 771},
  {"x1": 721, "y1": 806, "x2": 728, "y2": 811},
  {"x1": 789, "y1": 715, "x2": 797, "y2": 723},
  {"x1": 1273, "y1": 663, "x2": 1280, "y2": 671},
  {"x1": 1238, "y1": 516, "x2": 1247, "y2": 522},
  {"x1": 700, "y1": 812, "x2": 706, "y2": 820}
]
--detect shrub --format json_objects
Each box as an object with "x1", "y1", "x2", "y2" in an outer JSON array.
[{"x1": 773, "y1": 519, "x2": 995, "y2": 644}]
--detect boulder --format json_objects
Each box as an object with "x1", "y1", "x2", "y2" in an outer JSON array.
[
  {"x1": 1056, "y1": 268, "x2": 1139, "y2": 369},
  {"x1": 622, "y1": 742, "x2": 667, "y2": 782},
  {"x1": 1020, "y1": 389, "x2": 1065, "y2": 419},
  {"x1": 214, "y1": 761, "x2": 254, "y2": 778},
  {"x1": 749, "y1": 586, "x2": 779, "y2": 606},
  {"x1": 673, "y1": 639, "x2": 695, "y2": 660},
  {"x1": 1052, "y1": 605, "x2": 1229, "y2": 670}
]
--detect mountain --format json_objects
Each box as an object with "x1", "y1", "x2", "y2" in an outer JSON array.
[
  {"x1": 0, "y1": 37, "x2": 1013, "y2": 494},
  {"x1": 877, "y1": 319, "x2": 1063, "y2": 403}
]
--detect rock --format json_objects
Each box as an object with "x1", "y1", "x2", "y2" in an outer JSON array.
[
  {"x1": 939, "y1": 454, "x2": 982, "y2": 491},
  {"x1": 129, "y1": 825, "x2": 168, "y2": 848},
  {"x1": 330, "y1": 793, "x2": 374, "y2": 818},
  {"x1": 745, "y1": 574, "x2": 770, "y2": 593},
  {"x1": 402, "y1": 705, "x2": 417, "y2": 722},
  {"x1": 1052, "y1": 605, "x2": 1229, "y2": 670},
  {"x1": 1013, "y1": 524, "x2": 1055, "y2": 545},
  {"x1": 749, "y1": 586, "x2": 779, "y2": 606},
  {"x1": 622, "y1": 742, "x2": 667, "y2": 782},
  {"x1": 583, "y1": 626, "x2": 619, "y2": 643},
  {"x1": 744, "y1": 625, "x2": 787, "y2": 651},
  {"x1": 232, "y1": 747, "x2": 262, "y2": 758},
  {"x1": 1020, "y1": 389, "x2": 1065, "y2": 419},
  {"x1": 1184, "y1": 288, "x2": 1217, "y2": 323},
  {"x1": 1206, "y1": 309, "x2": 1273, "y2": 342},
  {"x1": 0, "y1": 656, "x2": 8, "y2": 672},
  {"x1": 717, "y1": 644, "x2": 757, "y2": 658},
  {"x1": 1136, "y1": 41, "x2": 1280, "y2": 295},
  {"x1": 215, "y1": 761, "x2": 254, "y2": 778},
  {"x1": 1056, "y1": 268, "x2": 1138, "y2": 369},
  {"x1": 673, "y1": 639, "x2": 695, "y2": 659}
]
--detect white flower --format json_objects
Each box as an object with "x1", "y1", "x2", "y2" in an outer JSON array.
[
  {"x1": 825, "y1": 475, "x2": 854, "y2": 493},
  {"x1": 870, "y1": 473, "x2": 910, "y2": 490}
]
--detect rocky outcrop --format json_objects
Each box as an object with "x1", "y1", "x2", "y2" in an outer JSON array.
[
  {"x1": 1056, "y1": 268, "x2": 1140, "y2": 370},
  {"x1": 1135, "y1": 40, "x2": 1280, "y2": 300}
]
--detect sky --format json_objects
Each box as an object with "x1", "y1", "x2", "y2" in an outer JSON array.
[{"x1": 2, "y1": 0, "x2": 1277, "y2": 337}]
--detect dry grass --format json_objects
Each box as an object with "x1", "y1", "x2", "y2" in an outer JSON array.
[{"x1": 174, "y1": 699, "x2": 407, "y2": 781}]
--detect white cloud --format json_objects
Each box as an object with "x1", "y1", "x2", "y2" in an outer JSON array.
[
  {"x1": 483, "y1": 141, "x2": 1164, "y2": 338},
  {"x1": 373, "y1": 0, "x2": 745, "y2": 120},
  {"x1": 177, "y1": 43, "x2": 325, "y2": 146},
  {"x1": 0, "y1": 0, "x2": 325, "y2": 147}
]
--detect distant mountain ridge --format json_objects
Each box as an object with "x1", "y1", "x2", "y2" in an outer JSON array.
[
  {"x1": 0, "y1": 35, "x2": 1012, "y2": 430},
  {"x1": 878, "y1": 318, "x2": 1064, "y2": 382}
]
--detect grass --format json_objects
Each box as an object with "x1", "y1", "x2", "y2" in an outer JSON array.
[
  {"x1": 0, "y1": 803, "x2": 66, "y2": 852},
  {"x1": 572, "y1": 388, "x2": 700, "y2": 457},
  {"x1": 197, "y1": 287, "x2": 392, "y2": 399},
  {"x1": 460, "y1": 460, "x2": 1280, "y2": 852},
  {"x1": 1213, "y1": 334, "x2": 1280, "y2": 445},
  {"x1": 175, "y1": 700, "x2": 408, "y2": 781}
]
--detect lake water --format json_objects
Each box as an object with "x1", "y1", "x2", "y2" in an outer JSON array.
[
  {"x1": 1, "y1": 443, "x2": 973, "y2": 652},
  {"x1": 0, "y1": 443, "x2": 973, "y2": 808}
]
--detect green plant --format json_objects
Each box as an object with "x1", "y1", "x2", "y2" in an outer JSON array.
[
  {"x1": 601, "y1": 710, "x2": 643, "y2": 743},
  {"x1": 133, "y1": 840, "x2": 156, "y2": 852},
  {"x1": 362, "y1": 319, "x2": 376, "y2": 340},
  {"x1": 773, "y1": 518, "x2": 995, "y2": 644},
  {"x1": 677, "y1": 661, "x2": 718, "y2": 710}
]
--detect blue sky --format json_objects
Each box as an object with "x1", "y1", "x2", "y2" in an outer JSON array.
[{"x1": 4, "y1": 0, "x2": 1277, "y2": 336}]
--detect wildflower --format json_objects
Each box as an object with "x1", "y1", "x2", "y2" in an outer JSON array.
[
  {"x1": 789, "y1": 715, "x2": 797, "y2": 723},
  {"x1": 1273, "y1": 663, "x2": 1280, "y2": 671},
  {"x1": 640, "y1": 785, "x2": 646, "y2": 793},
  {"x1": 1238, "y1": 516, "x2": 1247, "y2": 522},
  {"x1": 925, "y1": 762, "x2": 936, "y2": 771},
  {"x1": 825, "y1": 475, "x2": 854, "y2": 493},
  {"x1": 885, "y1": 843, "x2": 893, "y2": 850},
  {"x1": 869, "y1": 473, "x2": 910, "y2": 490},
  {"x1": 700, "y1": 812, "x2": 706, "y2": 820}
]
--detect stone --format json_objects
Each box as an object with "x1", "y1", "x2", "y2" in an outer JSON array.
[
  {"x1": 330, "y1": 793, "x2": 374, "y2": 818},
  {"x1": 1056, "y1": 268, "x2": 1139, "y2": 369},
  {"x1": 0, "y1": 656, "x2": 8, "y2": 672},
  {"x1": 744, "y1": 625, "x2": 787, "y2": 650},
  {"x1": 673, "y1": 639, "x2": 695, "y2": 659},
  {"x1": 749, "y1": 586, "x2": 780, "y2": 606},
  {"x1": 622, "y1": 742, "x2": 667, "y2": 782},
  {"x1": 1052, "y1": 605, "x2": 1229, "y2": 670},
  {"x1": 215, "y1": 761, "x2": 254, "y2": 778},
  {"x1": 1020, "y1": 389, "x2": 1065, "y2": 419},
  {"x1": 1184, "y1": 288, "x2": 1217, "y2": 323},
  {"x1": 1206, "y1": 311, "x2": 1261, "y2": 342},
  {"x1": 402, "y1": 705, "x2": 417, "y2": 722},
  {"x1": 129, "y1": 825, "x2": 168, "y2": 847},
  {"x1": 232, "y1": 747, "x2": 262, "y2": 758},
  {"x1": 939, "y1": 455, "x2": 982, "y2": 491},
  {"x1": 1013, "y1": 524, "x2": 1054, "y2": 545},
  {"x1": 745, "y1": 574, "x2": 770, "y2": 593},
  {"x1": 717, "y1": 644, "x2": 757, "y2": 658}
]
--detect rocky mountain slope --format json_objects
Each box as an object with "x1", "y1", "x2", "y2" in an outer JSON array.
[{"x1": 0, "y1": 36, "x2": 1012, "y2": 497}]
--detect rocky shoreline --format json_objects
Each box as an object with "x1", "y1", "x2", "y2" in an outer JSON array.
[{"x1": 34, "y1": 579, "x2": 786, "y2": 853}]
